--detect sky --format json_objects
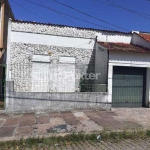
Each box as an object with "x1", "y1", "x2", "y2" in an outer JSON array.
[{"x1": 9, "y1": 0, "x2": 150, "y2": 32}]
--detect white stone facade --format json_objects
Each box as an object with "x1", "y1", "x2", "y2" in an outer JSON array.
[
  {"x1": 10, "y1": 43, "x2": 94, "y2": 92},
  {"x1": 11, "y1": 22, "x2": 96, "y2": 38},
  {"x1": 7, "y1": 20, "x2": 132, "y2": 93}
]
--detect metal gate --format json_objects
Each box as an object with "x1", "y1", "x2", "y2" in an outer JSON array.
[
  {"x1": 112, "y1": 66, "x2": 146, "y2": 108},
  {"x1": 0, "y1": 64, "x2": 6, "y2": 109}
]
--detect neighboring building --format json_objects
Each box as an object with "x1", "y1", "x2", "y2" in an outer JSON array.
[
  {"x1": 0, "y1": 0, "x2": 14, "y2": 108},
  {"x1": 97, "y1": 41, "x2": 150, "y2": 108}
]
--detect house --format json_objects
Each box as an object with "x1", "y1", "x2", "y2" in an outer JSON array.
[
  {"x1": 1, "y1": 1, "x2": 150, "y2": 112},
  {"x1": 0, "y1": 0, "x2": 14, "y2": 108}
]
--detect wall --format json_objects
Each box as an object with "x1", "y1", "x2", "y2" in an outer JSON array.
[
  {"x1": 9, "y1": 43, "x2": 94, "y2": 92},
  {"x1": 109, "y1": 51, "x2": 150, "y2": 67},
  {"x1": 95, "y1": 43, "x2": 108, "y2": 84},
  {"x1": 11, "y1": 21, "x2": 96, "y2": 39},
  {"x1": 131, "y1": 33, "x2": 150, "y2": 50},
  {"x1": 6, "y1": 81, "x2": 110, "y2": 112},
  {"x1": 93, "y1": 43, "x2": 108, "y2": 92},
  {"x1": 96, "y1": 32, "x2": 132, "y2": 44}
]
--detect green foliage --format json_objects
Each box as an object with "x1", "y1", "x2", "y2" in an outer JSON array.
[{"x1": 0, "y1": 130, "x2": 150, "y2": 149}]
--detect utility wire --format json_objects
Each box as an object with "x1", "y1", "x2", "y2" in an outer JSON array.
[
  {"x1": 105, "y1": 0, "x2": 150, "y2": 18},
  {"x1": 97, "y1": 0, "x2": 150, "y2": 19},
  {"x1": 38, "y1": 0, "x2": 78, "y2": 26},
  {"x1": 53, "y1": 0, "x2": 129, "y2": 31},
  {"x1": 11, "y1": 0, "x2": 52, "y2": 23},
  {"x1": 25, "y1": 0, "x2": 119, "y2": 31}
]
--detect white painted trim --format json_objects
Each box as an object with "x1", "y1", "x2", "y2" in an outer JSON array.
[
  {"x1": 11, "y1": 31, "x2": 95, "y2": 49},
  {"x1": 11, "y1": 30, "x2": 95, "y2": 40},
  {"x1": 6, "y1": 18, "x2": 12, "y2": 80},
  {"x1": 107, "y1": 65, "x2": 113, "y2": 103},
  {"x1": 109, "y1": 62, "x2": 150, "y2": 68},
  {"x1": 59, "y1": 56, "x2": 75, "y2": 64}
]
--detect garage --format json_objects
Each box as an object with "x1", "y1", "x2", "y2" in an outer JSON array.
[{"x1": 112, "y1": 66, "x2": 146, "y2": 108}]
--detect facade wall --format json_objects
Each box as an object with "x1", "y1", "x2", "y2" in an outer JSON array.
[
  {"x1": 11, "y1": 22, "x2": 96, "y2": 39},
  {"x1": 95, "y1": 43, "x2": 108, "y2": 84},
  {"x1": 10, "y1": 43, "x2": 94, "y2": 92},
  {"x1": 109, "y1": 51, "x2": 150, "y2": 66},
  {"x1": 96, "y1": 32, "x2": 131, "y2": 44},
  {"x1": 93, "y1": 43, "x2": 108, "y2": 92},
  {"x1": 131, "y1": 33, "x2": 150, "y2": 50}
]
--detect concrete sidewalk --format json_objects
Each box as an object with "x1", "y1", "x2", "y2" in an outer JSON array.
[{"x1": 0, "y1": 108, "x2": 150, "y2": 141}]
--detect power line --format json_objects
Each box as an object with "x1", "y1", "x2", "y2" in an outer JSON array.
[
  {"x1": 105, "y1": 0, "x2": 150, "y2": 17},
  {"x1": 53, "y1": 0, "x2": 129, "y2": 31},
  {"x1": 24, "y1": 0, "x2": 120, "y2": 31},
  {"x1": 97, "y1": 0, "x2": 150, "y2": 19},
  {"x1": 11, "y1": 0, "x2": 52, "y2": 23},
  {"x1": 38, "y1": 0, "x2": 78, "y2": 26}
]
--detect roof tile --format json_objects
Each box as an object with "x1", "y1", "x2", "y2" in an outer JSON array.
[
  {"x1": 139, "y1": 33, "x2": 150, "y2": 43},
  {"x1": 98, "y1": 42, "x2": 150, "y2": 54}
]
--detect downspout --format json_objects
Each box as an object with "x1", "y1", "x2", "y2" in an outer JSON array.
[{"x1": 0, "y1": 0, "x2": 5, "y2": 59}]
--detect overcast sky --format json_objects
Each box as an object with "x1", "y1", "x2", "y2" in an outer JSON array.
[{"x1": 9, "y1": 0, "x2": 150, "y2": 32}]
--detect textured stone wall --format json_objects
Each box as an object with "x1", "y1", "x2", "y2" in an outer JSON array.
[
  {"x1": 10, "y1": 43, "x2": 94, "y2": 92},
  {"x1": 11, "y1": 22, "x2": 96, "y2": 38}
]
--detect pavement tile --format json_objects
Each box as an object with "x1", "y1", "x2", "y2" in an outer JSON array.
[
  {"x1": 35, "y1": 112, "x2": 49, "y2": 117},
  {"x1": 96, "y1": 111, "x2": 118, "y2": 118},
  {"x1": 118, "y1": 121, "x2": 142, "y2": 130},
  {"x1": 0, "y1": 120, "x2": 4, "y2": 126},
  {"x1": 73, "y1": 112, "x2": 102, "y2": 132},
  {"x1": 19, "y1": 119, "x2": 35, "y2": 127},
  {"x1": 84, "y1": 111, "x2": 100, "y2": 118},
  {"x1": 61, "y1": 112, "x2": 80, "y2": 125},
  {"x1": 50, "y1": 117, "x2": 66, "y2": 127},
  {"x1": 0, "y1": 114, "x2": 9, "y2": 120},
  {"x1": 49, "y1": 112, "x2": 61, "y2": 118},
  {"x1": 4, "y1": 118, "x2": 20, "y2": 126},
  {"x1": 22, "y1": 113, "x2": 35, "y2": 119},
  {"x1": 0, "y1": 126, "x2": 15, "y2": 137},
  {"x1": 34, "y1": 124, "x2": 51, "y2": 135},
  {"x1": 36, "y1": 116, "x2": 50, "y2": 124},
  {"x1": 72, "y1": 111, "x2": 89, "y2": 120},
  {"x1": 15, "y1": 126, "x2": 33, "y2": 137}
]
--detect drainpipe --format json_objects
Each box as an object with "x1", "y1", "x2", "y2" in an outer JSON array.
[
  {"x1": 0, "y1": 0, "x2": 5, "y2": 49},
  {"x1": 0, "y1": 0, "x2": 5, "y2": 61}
]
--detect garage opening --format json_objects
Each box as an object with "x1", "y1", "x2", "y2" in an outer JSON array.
[{"x1": 112, "y1": 66, "x2": 146, "y2": 108}]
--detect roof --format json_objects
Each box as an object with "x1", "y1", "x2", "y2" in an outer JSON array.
[
  {"x1": 98, "y1": 42, "x2": 150, "y2": 54},
  {"x1": 12, "y1": 20, "x2": 131, "y2": 35},
  {"x1": 139, "y1": 33, "x2": 150, "y2": 43}
]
